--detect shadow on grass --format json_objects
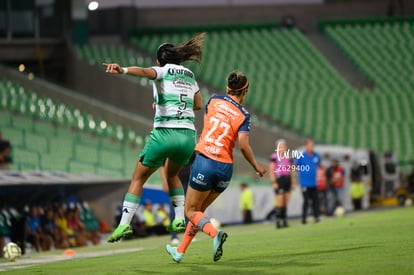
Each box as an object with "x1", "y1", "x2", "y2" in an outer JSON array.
[{"x1": 218, "y1": 245, "x2": 376, "y2": 271}]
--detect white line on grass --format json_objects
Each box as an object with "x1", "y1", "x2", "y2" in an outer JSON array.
[{"x1": 0, "y1": 247, "x2": 144, "y2": 272}]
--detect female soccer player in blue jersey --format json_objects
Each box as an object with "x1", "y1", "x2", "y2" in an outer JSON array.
[{"x1": 166, "y1": 71, "x2": 266, "y2": 263}]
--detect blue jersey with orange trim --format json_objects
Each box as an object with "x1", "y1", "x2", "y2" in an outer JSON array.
[{"x1": 195, "y1": 94, "x2": 251, "y2": 163}]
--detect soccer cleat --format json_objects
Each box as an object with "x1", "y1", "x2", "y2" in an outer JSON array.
[
  {"x1": 213, "y1": 230, "x2": 228, "y2": 262},
  {"x1": 167, "y1": 218, "x2": 186, "y2": 233},
  {"x1": 107, "y1": 224, "x2": 133, "y2": 243},
  {"x1": 166, "y1": 244, "x2": 184, "y2": 263}
]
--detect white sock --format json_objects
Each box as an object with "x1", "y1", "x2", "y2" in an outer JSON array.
[
  {"x1": 171, "y1": 195, "x2": 185, "y2": 220},
  {"x1": 119, "y1": 201, "x2": 138, "y2": 225}
]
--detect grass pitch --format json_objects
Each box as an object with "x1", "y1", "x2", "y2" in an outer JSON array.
[{"x1": 1, "y1": 207, "x2": 413, "y2": 274}]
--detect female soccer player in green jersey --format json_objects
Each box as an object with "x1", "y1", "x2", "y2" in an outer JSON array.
[{"x1": 103, "y1": 33, "x2": 205, "y2": 242}]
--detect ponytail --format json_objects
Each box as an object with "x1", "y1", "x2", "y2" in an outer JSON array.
[{"x1": 157, "y1": 32, "x2": 206, "y2": 66}]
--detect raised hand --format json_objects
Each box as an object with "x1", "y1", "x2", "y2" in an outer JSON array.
[{"x1": 102, "y1": 63, "x2": 123, "y2": 74}]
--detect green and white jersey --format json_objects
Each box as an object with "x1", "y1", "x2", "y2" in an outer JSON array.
[{"x1": 152, "y1": 64, "x2": 199, "y2": 130}]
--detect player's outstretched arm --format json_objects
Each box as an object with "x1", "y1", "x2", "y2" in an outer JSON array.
[
  {"x1": 103, "y1": 63, "x2": 156, "y2": 80},
  {"x1": 238, "y1": 133, "x2": 266, "y2": 177}
]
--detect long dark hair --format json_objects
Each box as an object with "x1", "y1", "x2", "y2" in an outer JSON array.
[
  {"x1": 226, "y1": 71, "x2": 249, "y2": 96},
  {"x1": 157, "y1": 32, "x2": 206, "y2": 66}
]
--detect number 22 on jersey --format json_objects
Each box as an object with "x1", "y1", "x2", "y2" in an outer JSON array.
[{"x1": 204, "y1": 116, "x2": 230, "y2": 147}]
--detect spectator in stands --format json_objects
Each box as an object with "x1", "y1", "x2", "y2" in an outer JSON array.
[
  {"x1": 326, "y1": 159, "x2": 346, "y2": 215},
  {"x1": 55, "y1": 204, "x2": 72, "y2": 247},
  {"x1": 27, "y1": 206, "x2": 52, "y2": 252},
  {"x1": 8, "y1": 207, "x2": 27, "y2": 254},
  {"x1": 0, "y1": 131, "x2": 12, "y2": 170},
  {"x1": 407, "y1": 168, "x2": 414, "y2": 194},
  {"x1": 66, "y1": 205, "x2": 87, "y2": 247},
  {"x1": 239, "y1": 182, "x2": 254, "y2": 224},
  {"x1": 294, "y1": 139, "x2": 321, "y2": 224},
  {"x1": 268, "y1": 139, "x2": 295, "y2": 228},
  {"x1": 0, "y1": 209, "x2": 11, "y2": 257},
  {"x1": 42, "y1": 207, "x2": 69, "y2": 249},
  {"x1": 142, "y1": 200, "x2": 168, "y2": 236},
  {"x1": 156, "y1": 204, "x2": 172, "y2": 230},
  {"x1": 104, "y1": 33, "x2": 205, "y2": 243},
  {"x1": 80, "y1": 202, "x2": 101, "y2": 245}
]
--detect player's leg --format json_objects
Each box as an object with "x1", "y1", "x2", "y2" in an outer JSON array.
[
  {"x1": 302, "y1": 188, "x2": 309, "y2": 224},
  {"x1": 166, "y1": 128, "x2": 197, "y2": 232},
  {"x1": 168, "y1": 154, "x2": 214, "y2": 259},
  {"x1": 164, "y1": 158, "x2": 186, "y2": 232},
  {"x1": 201, "y1": 189, "x2": 229, "y2": 262},
  {"x1": 275, "y1": 191, "x2": 283, "y2": 228},
  {"x1": 166, "y1": 219, "x2": 199, "y2": 263},
  {"x1": 311, "y1": 187, "x2": 320, "y2": 222},
  {"x1": 108, "y1": 161, "x2": 158, "y2": 243},
  {"x1": 109, "y1": 129, "x2": 167, "y2": 243},
  {"x1": 283, "y1": 192, "x2": 291, "y2": 227},
  {"x1": 166, "y1": 184, "x2": 208, "y2": 263},
  {"x1": 205, "y1": 160, "x2": 231, "y2": 262},
  {"x1": 282, "y1": 176, "x2": 292, "y2": 227},
  {"x1": 171, "y1": 176, "x2": 221, "y2": 258},
  {"x1": 183, "y1": 154, "x2": 227, "y2": 238}
]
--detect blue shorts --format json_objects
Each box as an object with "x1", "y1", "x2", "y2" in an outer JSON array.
[{"x1": 189, "y1": 154, "x2": 233, "y2": 193}]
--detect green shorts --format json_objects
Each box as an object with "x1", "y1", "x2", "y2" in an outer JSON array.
[{"x1": 139, "y1": 127, "x2": 196, "y2": 168}]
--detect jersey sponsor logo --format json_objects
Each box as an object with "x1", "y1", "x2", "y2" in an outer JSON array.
[
  {"x1": 192, "y1": 173, "x2": 207, "y2": 186},
  {"x1": 204, "y1": 145, "x2": 221, "y2": 155},
  {"x1": 173, "y1": 78, "x2": 192, "y2": 88},
  {"x1": 196, "y1": 173, "x2": 204, "y2": 180},
  {"x1": 213, "y1": 101, "x2": 240, "y2": 118},
  {"x1": 217, "y1": 180, "x2": 230, "y2": 189},
  {"x1": 168, "y1": 68, "x2": 194, "y2": 78}
]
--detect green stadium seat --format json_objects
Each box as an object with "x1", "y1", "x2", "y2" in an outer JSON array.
[
  {"x1": 72, "y1": 21, "x2": 414, "y2": 163},
  {"x1": 0, "y1": 76, "x2": 149, "y2": 178}
]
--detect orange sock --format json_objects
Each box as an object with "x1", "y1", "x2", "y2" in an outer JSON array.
[
  {"x1": 190, "y1": 211, "x2": 217, "y2": 238},
  {"x1": 177, "y1": 222, "x2": 198, "y2": 254}
]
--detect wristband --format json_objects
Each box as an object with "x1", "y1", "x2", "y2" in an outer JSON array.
[{"x1": 122, "y1": 67, "x2": 128, "y2": 74}]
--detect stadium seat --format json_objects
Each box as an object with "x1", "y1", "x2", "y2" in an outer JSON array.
[
  {"x1": 74, "y1": 21, "x2": 414, "y2": 163},
  {"x1": 0, "y1": 78, "x2": 148, "y2": 178},
  {"x1": 323, "y1": 20, "x2": 414, "y2": 160}
]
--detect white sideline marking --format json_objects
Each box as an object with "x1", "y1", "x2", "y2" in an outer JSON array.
[{"x1": 0, "y1": 247, "x2": 144, "y2": 271}]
